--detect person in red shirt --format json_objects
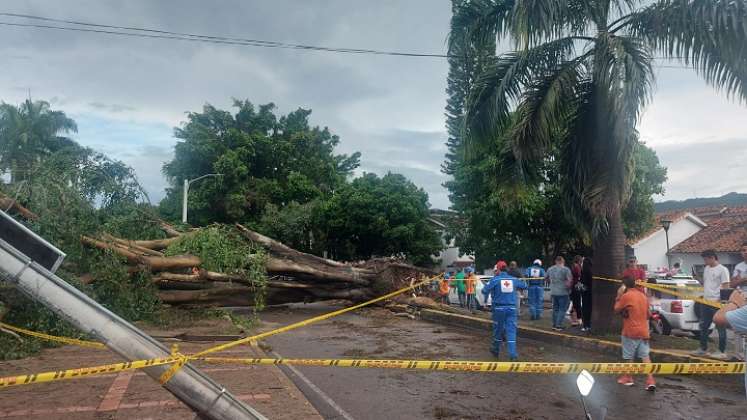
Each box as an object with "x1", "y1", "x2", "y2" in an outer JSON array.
[
  {"x1": 614, "y1": 276, "x2": 656, "y2": 391},
  {"x1": 621, "y1": 257, "x2": 647, "y2": 282}
]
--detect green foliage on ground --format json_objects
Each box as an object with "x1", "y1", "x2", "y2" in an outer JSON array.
[{"x1": 165, "y1": 225, "x2": 268, "y2": 310}]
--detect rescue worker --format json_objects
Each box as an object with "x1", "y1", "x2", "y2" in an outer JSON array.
[
  {"x1": 454, "y1": 269, "x2": 466, "y2": 307},
  {"x1": 483, "y1": 260, "x2": 528, "y2": 360},
  {"x1": 465, "y1": 267, "x2": 477, "y2": 312},
  {"x1": 525, "y1": 259, "x2": 546, "y2": 320}
]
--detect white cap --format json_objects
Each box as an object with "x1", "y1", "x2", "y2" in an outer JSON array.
[{"x1": 533, "y1": 259, "x2": 542, "y2": 266}]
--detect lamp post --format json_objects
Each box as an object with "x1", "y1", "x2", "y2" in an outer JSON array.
[
  {"x1": 182, "y1": 173, "x2": 222, "y2": 223},
  {"x1": 661, "y1": 219, "x2": 672, "y2": 270}
]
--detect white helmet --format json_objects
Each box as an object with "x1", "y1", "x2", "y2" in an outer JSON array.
[{"x1": 533, "y1": 259, "x2": 542, "y2": 266}]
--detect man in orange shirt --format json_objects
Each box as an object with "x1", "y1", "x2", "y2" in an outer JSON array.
[
  {"x1": 614, "y1": 275, "x2": 656, "y2": 391},
  {"x1": 465, "y1": 267, "x2": 477, "y2": 312}
]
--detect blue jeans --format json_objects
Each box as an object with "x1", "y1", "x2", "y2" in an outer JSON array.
[
  {"x1": 528, "y1": 285, "x2": 544, "y2": 320},
  {"x1": 491, "y1": 306, "x2": 518, "y2": 359},
  {"x1": 699, "y1": 304, "x2": 727, "y2": 352},
  {"x1": 552, "y1": 295, "x2": 569, "y2": 328}
]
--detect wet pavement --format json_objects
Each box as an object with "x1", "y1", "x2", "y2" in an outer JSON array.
[{"x1": 260, "y1": 303, "x2": 746, "y2": 420}]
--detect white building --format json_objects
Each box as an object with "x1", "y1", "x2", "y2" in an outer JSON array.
[
  {"x1": 628, "y1": 212, "x2": 707, "y2": 272},
  {"x1": 428, "y1": 210, "x2": 475, "y2": 270}
]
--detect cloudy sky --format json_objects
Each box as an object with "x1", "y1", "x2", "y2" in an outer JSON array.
[{"x1": 1, "y1": 1, "x2": 745, "y2": 209}]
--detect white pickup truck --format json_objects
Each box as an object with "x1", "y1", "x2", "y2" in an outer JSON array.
[{"x1": 649, "y1": 274, "x2": 709, "y2": 336}]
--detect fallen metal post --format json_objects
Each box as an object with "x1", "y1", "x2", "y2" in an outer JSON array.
[{"x1": 0, "y1": 213, "x2": 265, "y2": 420}]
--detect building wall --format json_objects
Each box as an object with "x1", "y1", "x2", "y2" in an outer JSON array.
[
  {"x1": 631, "y1": 218, "x2": 704, "y2": 271},
  {"x1": 669, "y1": 252, "x2": 742, "y2": 278}
]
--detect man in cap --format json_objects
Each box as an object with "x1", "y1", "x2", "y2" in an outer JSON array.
[
  {"x1": 483, "y1": 260, "x2": 528, "y2": 360},
  {"x1": 525, "y1": 259, "x2": 546, "y2": 320}
]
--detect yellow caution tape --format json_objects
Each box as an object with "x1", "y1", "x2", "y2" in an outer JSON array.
[
  {"x1": 196, "y1": 357, "x2": 745, "y2": 375},
  {"x1": 192, "y1": 274, "x2": 443, "y2": 358},
  {"x1": 593, "y1": 276, "x2": 722, "y2": 309},
  {"x1": 0, "y1": 321, "x2": 106, "y2": 349},
  {"x1": 0, "y1": 356, "x2": 179, "y2": 389}
]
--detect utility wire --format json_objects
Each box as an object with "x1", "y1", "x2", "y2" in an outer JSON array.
[
  {"x1": 0, "y1": 12, "x2": 452, "y2": 58},
  {"x1": 0, "y1": 12, "x2": 692, "y2": 64}
]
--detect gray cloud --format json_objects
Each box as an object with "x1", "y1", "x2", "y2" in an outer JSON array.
[{"x1": 1, "y1": 0, "x2": 745, "y2": 211}]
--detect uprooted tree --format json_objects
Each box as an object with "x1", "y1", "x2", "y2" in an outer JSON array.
[{"x1": 79, "y1": 222, "x2": 436, "y2": 307}]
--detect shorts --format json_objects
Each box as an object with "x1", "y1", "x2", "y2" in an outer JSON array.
[{"x1": 621, "y1": 336, "x2": 650, "y2": 360}]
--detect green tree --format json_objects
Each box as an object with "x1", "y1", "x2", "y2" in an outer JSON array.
[
  {"x1": 452, "y1": 0, "x2": 746, "y2": 332},
  {"x1": 0, "y1": 99, "x2": 77, "y2": 183},
  {"x1": 320, "y1": 173, "x2": 442, "y2": 266},
  {"x1": 160, "y1": 100, "x2": 361, "y2": 226},
  {"x1": 623, "y1": 142, "x2": 668, "y2": 239}
]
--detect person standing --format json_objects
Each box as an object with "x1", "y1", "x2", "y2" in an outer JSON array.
[
  {"x1": 545, "y1": 256, "x2": 573, "y2": 331},
  {"x1": 454, "y1": 269, "x2": 466, "y2": 308},
  {"x1": 525, "y1": 259, "x2": 546, "y2": 320},
  {"x1": 579, "y1": 257, "x2": 593, "y2": 332},
  {"x1": 614, "y1": 276, "x2": 656, "y2": 391},
  {"x1": 691, "y1": 249, "x2": 730, "y2": 359},
  {"x1": 728, "y1": 242, "x2": 747, "y2": 360},
  {"x1": 622, "y1": 257, "x2": 647, "y2": 282},
  {"x1": 482, "y1": 260, "x2": 527, "y2": 360},
  {"x1": 439, "y1": 272, "x2": 451, "y2": 305},
  {"x1": 570, "y1": 255, "x2": 583, "y2": 327},
  {"x1": 714, "y1": 289, "x2": 747, "y2": 398},
  {"x1": 465, "y1": 267, "x2": 477, "y2": 312}
]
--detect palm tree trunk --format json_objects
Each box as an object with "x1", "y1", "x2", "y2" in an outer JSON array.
[{"x1": 590, "y1": 206, "x2": 626, "y2": 334}]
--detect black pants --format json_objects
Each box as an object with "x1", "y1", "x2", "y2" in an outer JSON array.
[
  {"x1": 570, "y1": 289, "x2": 582, "y2": 319},
  {"x1": 580, "y1": 290, "x2": 592, "y2": 328}
]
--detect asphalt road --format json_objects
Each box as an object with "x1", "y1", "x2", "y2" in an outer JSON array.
[{"x1": 261, "y1": 303, "x2": 746, "y2": 420}]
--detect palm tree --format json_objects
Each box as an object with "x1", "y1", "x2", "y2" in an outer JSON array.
[
  {"x1": 0, "y1": 99, "x2": 77, "y2": 183},
  {"x1": 452, "y1": 0, "x2": 747, "y2": 333}
]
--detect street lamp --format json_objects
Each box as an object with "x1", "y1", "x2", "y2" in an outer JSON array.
[
  {"x1": 661, "y1": 219, "x2": 672, "y2": 270},
  {"x1": 182, "y1": 174, "x2": 222, "y2": 223}
]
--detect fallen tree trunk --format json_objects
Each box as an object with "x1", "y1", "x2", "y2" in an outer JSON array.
[
  {"x1": 82, "y1": 225, "x2": 438, "y2": 307},
  {"x1": 81, "y1": 236, "x2": 201, "y2": 270},
  {"x1": 0, "y1": 192, "x2": 38, "y2": 221}
]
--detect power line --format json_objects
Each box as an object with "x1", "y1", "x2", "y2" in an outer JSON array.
[
  {"x1": 0, "y1": 12, "x2": 452, "y2": 58},
  {"x1": 0, "y1": 12, "x2": 694, "y2": 64}
]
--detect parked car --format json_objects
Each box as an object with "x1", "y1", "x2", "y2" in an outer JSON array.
[
  {"x1": 448, "y1": 275, "x2": 493, "y2": 309},
  {"x1": 648, "y1": 274, "x2": 710, "y2": 336}
]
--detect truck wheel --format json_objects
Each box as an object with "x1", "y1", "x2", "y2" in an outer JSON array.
[{"x1": 651, "y1": 317, "x2": 672, "y2": 336}]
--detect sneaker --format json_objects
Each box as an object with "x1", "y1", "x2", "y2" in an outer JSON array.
[
  {"x1": 709, "y1": 351, "x2": 729, "y2": 360},
  {"x1": 690, "y1": 349, "x2": 708, "y2": 357},
  {"x1": 645, "y1": 377, "x2": 656, "y2": 391},
  {"x1": 617, "y1": 375, "x2": 634, "y2": 386}
]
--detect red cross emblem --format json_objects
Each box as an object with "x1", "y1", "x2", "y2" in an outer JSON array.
[{"x1": 503, "y1": 280, "x2": 511, "y2": 288}]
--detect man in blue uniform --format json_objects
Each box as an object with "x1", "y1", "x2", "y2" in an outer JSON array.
[
  {"x1": 483, "y1": 260, "x2": 528, "y2": 360},
  {"x1": 525, "y1": 259, "x2": 546, "y2": 320}
]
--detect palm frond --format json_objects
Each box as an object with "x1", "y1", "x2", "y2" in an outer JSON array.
[
  {"x1": 624, "y1": 0, "x2": 747, "y2": 101},
  {"x1": 463, "y1": 36, "x2": 578, "y2": 148}
]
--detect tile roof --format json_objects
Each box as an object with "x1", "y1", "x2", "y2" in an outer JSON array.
[
  {"x1": 627, "y1": 211, "x2": 694, "y2": 245},
  {"x1": 670, "y1": 206, "x2": 747, "y2": 253}
]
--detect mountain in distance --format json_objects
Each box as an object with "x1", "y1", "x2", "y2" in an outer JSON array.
[{"x1": 655, "y1": 192, "x2": 747, "y2": 212}]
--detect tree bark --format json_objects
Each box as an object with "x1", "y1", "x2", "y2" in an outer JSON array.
[
  {"x1": 0, "y1": 192, "x2": 38, "y2": 221},
  {"x1": 81, "y1": 236, "x2": 201, "y2": 271},
  {"x1": 590, "y1": 207, "x2": 626, "y2": 335}
]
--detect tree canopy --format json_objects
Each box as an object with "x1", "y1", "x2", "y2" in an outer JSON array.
[{"x1": 160, "y1": 100, "x2": 361, "y2": 225}]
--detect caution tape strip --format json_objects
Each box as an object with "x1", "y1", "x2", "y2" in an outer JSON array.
[
  {"x1": 592, "y1": 276, "x2": 722, "y2": 309},
  {"x1": 2, "y1": 355, "x2": 743, "y2": 390},
  {"x1": 195, "y1": 357, "x2": 745, "y2": 375},
  {"x1": 0, "y1": 356, "x2": 179, "y2": 389},
  {"x1": 0, "y1": 321, "x2": 106, "y2": 350}
]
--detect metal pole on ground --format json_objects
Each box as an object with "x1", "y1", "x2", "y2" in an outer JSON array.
[{"x1": 0, "y1": 213, "x2": 265, "y2": 420}]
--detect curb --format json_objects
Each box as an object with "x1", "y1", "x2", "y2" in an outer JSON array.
[{"x1": 393, "y1": 304, "x2": 713, "y2": 364}]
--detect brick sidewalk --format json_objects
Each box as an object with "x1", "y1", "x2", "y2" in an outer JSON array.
[{"x1": 0, "y1": 341, "x2": 322, "y2": 419}]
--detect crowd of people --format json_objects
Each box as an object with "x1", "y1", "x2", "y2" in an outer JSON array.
[{"x1": 436, "y1": 242, "x2": 747, "y2": 396}]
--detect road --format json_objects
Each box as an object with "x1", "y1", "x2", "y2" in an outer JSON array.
[{"x1": 261, "y1": 303, "x2": 746, "y2": 420}]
